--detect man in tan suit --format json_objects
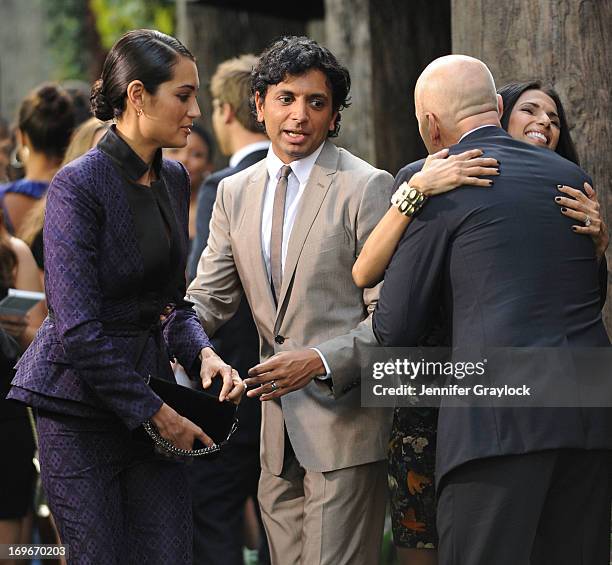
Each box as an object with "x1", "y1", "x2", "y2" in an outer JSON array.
[{"x1": 187, "y1": 36, "x2": 393, "y2": 564}]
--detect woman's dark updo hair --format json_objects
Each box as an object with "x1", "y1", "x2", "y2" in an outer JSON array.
[
  {"x1": 498, "y1": 80, "x2": 580, "y2": 166},
  {"x1": 91, "y1": 29, "x2": 195, "y2": 121},
  {"x1": 18, "y1": 83, "x2": 75, "y2": 159}
]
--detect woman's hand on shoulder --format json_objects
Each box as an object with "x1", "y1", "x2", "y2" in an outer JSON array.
[
  {"x1": 409, "y1": 148, "x2": 499, "y2": 197},
  {"x1": 556, "y1": 182, "x2": 609, "y2": 260}
]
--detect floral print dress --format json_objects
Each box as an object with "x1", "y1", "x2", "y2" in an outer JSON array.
[{"x1": 388, "y1": 406, "x2": 438, "y2": 548}]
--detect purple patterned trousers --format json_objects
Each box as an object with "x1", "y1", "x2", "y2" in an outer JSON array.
[{"x1": 36, "y1": 410, "x2": 192, "y2": 565}]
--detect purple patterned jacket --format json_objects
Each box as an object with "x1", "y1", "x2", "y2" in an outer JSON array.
[{"x1": 9, "y1": 135, "x2": 211, "y2": 430}]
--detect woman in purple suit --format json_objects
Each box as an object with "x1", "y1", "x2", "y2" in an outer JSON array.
[{"x1": 8, "y1": 29, "x2": 244, "y2": 564}]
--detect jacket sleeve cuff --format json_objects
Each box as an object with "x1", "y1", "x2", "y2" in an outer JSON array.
[
  {"x1": 311, "y1": 347, "x2": 332, "y2": 380},
  {"x1": 124, "y1": 392, "x2": 163, "y2": 431}
]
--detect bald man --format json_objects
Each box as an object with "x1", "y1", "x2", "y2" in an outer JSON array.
[{"x1": 373, "y1": 55, "x2": 612, "y2": 565}]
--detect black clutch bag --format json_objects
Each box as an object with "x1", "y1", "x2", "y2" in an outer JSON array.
[{"x1": 142, "y1": 376, "x2": 238, "y2": 457}]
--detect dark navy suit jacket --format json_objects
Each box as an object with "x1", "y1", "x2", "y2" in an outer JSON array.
[
  {"x1": 188, "y1": 148, "x2": 267, "y2": 445},
  {"x1": 188, "y1": 149, "x2": 268, "y2": 280},
  {"x1": 9, "y1": 139, "x2": 211, "y2": 430},
  {"x1": 374, "y1": 126, "x2": 611, "y2": 482}
]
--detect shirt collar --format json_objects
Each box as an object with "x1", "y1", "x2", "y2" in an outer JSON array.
[
  {"x1": 458, "y1": 124, "x2": 498, "y2": 143},
  {"x1": 266, "y1": 141, "x2": 326, "y2": 185},
  {"x1": 229, "y1": 140, "x2": 270, "y2": 168},
  {"x1": 98, "y1": 124, "x2": 163, "y2": 182}
]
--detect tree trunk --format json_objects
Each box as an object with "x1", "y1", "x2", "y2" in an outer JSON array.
[
  {"x1": 452, "y1": 0, "x2": 612, "y2": 331},
  {"x1": 0, "y1": 0, "x2": 53, "y2": 120},
  {"x1": 325, "y1": 0, "x2": 451, "y2": 174}
]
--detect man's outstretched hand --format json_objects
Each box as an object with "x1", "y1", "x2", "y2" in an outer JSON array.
[{"x1": 245, "y1": 349, "x2": 326, "y2": 401}]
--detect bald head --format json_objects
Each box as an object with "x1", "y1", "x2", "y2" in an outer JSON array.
[{"x1": 415, "y1": 55, "x2": 501, "y2": 151}]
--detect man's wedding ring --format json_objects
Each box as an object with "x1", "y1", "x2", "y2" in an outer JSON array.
[
  {"x1": 584, "y1": 215, "x2": 592, "y2": 227},
  {"x1": 270, "y1": 381, "x2": 278, "y2": 391}
]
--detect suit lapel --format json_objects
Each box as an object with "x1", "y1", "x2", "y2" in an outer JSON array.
[
  {"x1": 274, "y1": 141, "x2": 339, "y2": 331},
  {"x1": 241, "y1": 162, "x2": 277, "y2": 315}
]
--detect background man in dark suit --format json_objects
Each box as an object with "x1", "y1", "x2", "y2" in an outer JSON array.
[
  {"x1": 188, "y1": 54, "x2": 269, "y2": 280},
  {"x1": 373, "y1": 55, "x2": 612, "y2": 565},
  {"x1": 187, "y1": 54, "x2": 270, "y2": 565}
]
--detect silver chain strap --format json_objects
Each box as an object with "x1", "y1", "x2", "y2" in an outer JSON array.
[{"x1": 142, "y1": 418, "x2": 238, "y2": 457}]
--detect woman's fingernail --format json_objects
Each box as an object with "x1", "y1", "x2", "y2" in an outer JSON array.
[
  {"x1": 557, "y1": 184, "x2": 563, "y2": 189},
  {"x1": 571, "y1": 226, "x2": 577, "y2": 232},
  {"x1": 561, "y1": 207, "x2": 567, "y2": 212},
  {"x1": 555, "y1": 197, "x2": 562, "y2": 202}
]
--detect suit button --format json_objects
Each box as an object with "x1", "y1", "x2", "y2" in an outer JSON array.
[{"x1": 275, "y1": 335, "x2": 285, "y2": 344}]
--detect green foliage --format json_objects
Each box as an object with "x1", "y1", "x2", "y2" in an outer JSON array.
[
  {"x1": 44, "y1": 0, "x2": 90, "y2": 81},
  {"x1": 90, "y1": 0, "x2": 175, "y2": 50},
  {"x1": 42, "y1": 0, "x2": 175, "y2": 82}
]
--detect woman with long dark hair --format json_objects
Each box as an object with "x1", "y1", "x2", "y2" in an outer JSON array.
[
  {"x1": 8, "y1": 29, "x2": 244, "y2": 564},
  {"x1": 499, "y1": 80, "x2": 578, "y2": 164},
  {"x1": 498, "y1": 81, "x2": 607, "y2": 260}
]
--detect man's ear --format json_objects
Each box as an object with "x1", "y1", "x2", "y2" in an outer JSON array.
[
  {"x1": 496, "y1": 93, "x2": 504, "y2": 118},
  {"x1": 126, "y1": 80, "x2": 146, "y2": 114},
  {"x1": 254, "y1": 91, "x2": 265, "y2": 123},
  {"x1": 427, "y1": 113, "x2": 441, "y2": 147},
  {"x1": 328, "y1": 110, "x2": 339, "y2": 133}
]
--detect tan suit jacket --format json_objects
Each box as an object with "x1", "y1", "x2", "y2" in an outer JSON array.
[{"x1": 187, "y1": 140, "x2": 394, "y2": 475}]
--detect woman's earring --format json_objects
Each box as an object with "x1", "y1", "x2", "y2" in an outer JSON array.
[
  {"x1": 9, "y1": 145, "x2": 28, "y2": 169},
  {"x1": 137, "y1": 108, "x2": 143, "y2": 117}
]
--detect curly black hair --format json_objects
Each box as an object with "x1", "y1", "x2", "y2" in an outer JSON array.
[{"x1": 250, "y1": 36, "x2": 351, "y2": 137}]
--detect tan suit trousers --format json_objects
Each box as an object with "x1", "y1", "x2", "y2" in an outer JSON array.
[{"x1": 259, "y1": 454, "x2": 388, "y2": 565}]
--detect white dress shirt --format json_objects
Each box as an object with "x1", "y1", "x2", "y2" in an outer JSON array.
[
  {"x1": 458, "y1": 124, "x2": 498, "y2": 142},
  {"x1": 261, "y1": 142, "x2": 325, "y2": 278},
  {"x1": 261, "y1": 142, "x2": 331, "y2": 377}
]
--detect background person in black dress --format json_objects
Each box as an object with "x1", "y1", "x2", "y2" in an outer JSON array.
[{"x1": 0, "y1": 208, "x2": 44, "y2": 559}]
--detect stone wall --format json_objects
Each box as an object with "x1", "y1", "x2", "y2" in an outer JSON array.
[{"x1": 0, "y1": 0, "x2": 53, "y2": 123}]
